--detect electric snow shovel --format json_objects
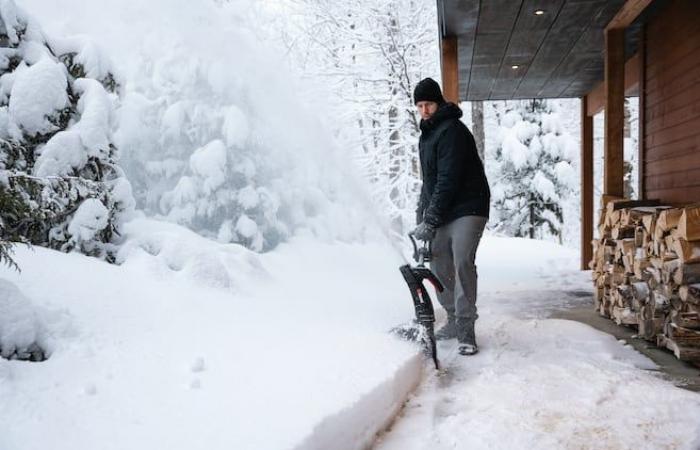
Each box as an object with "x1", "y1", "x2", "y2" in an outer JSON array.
[{"x1": 392, "y1": 232, "x2": 444, "y2": 370}]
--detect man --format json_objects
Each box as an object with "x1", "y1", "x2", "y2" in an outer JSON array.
[{"x1": 412, "y1": 77, "x2": 490, "y2": 356}]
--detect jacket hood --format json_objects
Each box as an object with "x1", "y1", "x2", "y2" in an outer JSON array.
[{"x1": 420, "y1": 102, "x2": 463, "y2": 132}]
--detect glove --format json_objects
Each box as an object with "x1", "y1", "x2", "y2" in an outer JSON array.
[{"x1": 413, "y1": 222, "x2": 436, "y2": 242}]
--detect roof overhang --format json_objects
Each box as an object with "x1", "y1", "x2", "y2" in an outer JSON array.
[{"x1": 437, "y1": 0, "x2": 649, "y2": 101}]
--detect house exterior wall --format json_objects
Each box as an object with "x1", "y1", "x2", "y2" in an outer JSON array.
[{"x1": 643, "y1": 0, "x2": 700, "y2": 205}]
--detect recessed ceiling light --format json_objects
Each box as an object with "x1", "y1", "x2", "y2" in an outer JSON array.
[
  {"x1": 534, "y1": 9, "x2": 545, "y2": 15},
  {"x1": 511, "y1": 65, "x2": 520, "y2": 69}
]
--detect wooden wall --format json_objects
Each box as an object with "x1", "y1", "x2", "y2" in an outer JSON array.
[{"x1": 643, "y1": 0, "x2": 700, "y2": 205}]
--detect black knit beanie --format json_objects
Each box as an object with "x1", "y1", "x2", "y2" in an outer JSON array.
[{"x1": 413, "y1": 78, "x2": 445, "y2": 104}]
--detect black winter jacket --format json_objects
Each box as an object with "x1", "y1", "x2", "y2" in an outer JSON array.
[{"x1": 417, "y1": 102, "x2": 490, "y2": 227}]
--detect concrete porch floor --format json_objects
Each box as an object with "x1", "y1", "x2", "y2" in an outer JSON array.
[{"x1": 551, "y1": 297, "x2": 700, "y2": 392}]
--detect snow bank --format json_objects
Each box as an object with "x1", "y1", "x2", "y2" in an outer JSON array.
[
  {"x1": 7, "y1": 218, "x2": 695, "y2": 450},
  {"x1": 0, "y1": 218, "x2": 422, "y2": 450},
  {"x1": 116, "y1": 218, "x2": 264, "y2": 290},
  {"x1": 293, "y1": 354, "x2": 423, "y2": 450}
]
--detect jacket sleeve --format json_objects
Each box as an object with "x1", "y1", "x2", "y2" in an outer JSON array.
[
  {"x1": 423, "y1": 123, "x2": 469, "y2": 227},
  {"x1": 416, "y1": 184, "x2": 426, "y2": 225}
]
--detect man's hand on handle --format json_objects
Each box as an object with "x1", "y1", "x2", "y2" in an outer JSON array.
[{"x1": 413, "y1": 222, "x2": 436, "y2": 242}]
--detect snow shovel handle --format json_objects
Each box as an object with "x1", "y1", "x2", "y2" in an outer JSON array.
[{"x1": 408, "y1": 232, "x2": 432, "y2": 265}]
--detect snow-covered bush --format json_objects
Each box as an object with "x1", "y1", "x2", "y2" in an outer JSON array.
[
  {"x1": 0, "y1": 0, "x2": 134, "y2": 261},
  {"x1": 487, "y1": 99, "x2": 577, "y2": 242},
  {"x1": 0, "y1": 278, "x2": 46, "y2": 361}
]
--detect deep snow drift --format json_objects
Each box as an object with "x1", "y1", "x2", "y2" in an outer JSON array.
[
  {"x1": 0, "y1": 218, "x2": 419, "y2": 450},
  {"x1": 4, "y1": 225, "x2": 700, "y2": 450}
]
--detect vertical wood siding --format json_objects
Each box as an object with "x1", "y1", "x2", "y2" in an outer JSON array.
[{"x1": 643, "y1": 0, "x2": 700, "y2": 205}]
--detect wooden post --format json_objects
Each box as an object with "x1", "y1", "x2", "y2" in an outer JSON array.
[
  {"x1": 638, "y1": 25, "x2": 646, "y2": 199},
  {"x1": 441, "y1": 36, "x2": 459, "y2": 103},
  {"x1": 604, "y1": 28, "x2": 625, "y2": 198},
  {"x1": 581, "y1": 96, "x2": 594, "y2": 270}
]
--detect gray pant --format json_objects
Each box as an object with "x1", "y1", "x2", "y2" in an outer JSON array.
[{"x1": 431, "y1": 215, "x2": 487, "y2": 324}]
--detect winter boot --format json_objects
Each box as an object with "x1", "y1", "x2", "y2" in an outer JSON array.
[
  {"x1": 457, "y1": 318, "x2": 478, "y2": 355},
  {"x1": 435, "y1": 317, "x2": 457, "y2": 340}
]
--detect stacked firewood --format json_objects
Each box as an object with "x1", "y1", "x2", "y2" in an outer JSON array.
[{"x1": 590, "y1": 198, "x2": 700, "y2": 362}]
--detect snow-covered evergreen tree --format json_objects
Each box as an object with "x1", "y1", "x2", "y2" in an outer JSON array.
[
  {"x1": 112, "y1": 1, "x2": 364, "y2": 252},
  {"x1": 0, "y1": 172, "x2": 22, "y2": 270},
  {"x1": 0, "y1": 0, "x2": 134, "y2": 261},
  {"x1": 487, "y1": 99, "x2": 577, "y2": 242}
]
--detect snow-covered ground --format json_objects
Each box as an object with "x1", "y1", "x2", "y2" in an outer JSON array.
[
  {"x1": 4, "y1": 224, "x2": 700, "y2": 450},
  {"x1": 375, "y1": 239, "x2": 700, "y2": 450},
  {"x1": 0, "y1": 218, "x2": 421, "y2": 450}
]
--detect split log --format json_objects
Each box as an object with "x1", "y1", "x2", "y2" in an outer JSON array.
[
  {"x1": 656, "y1": 208, "x2": 684, "y2": 238},
  {"x1": 652, "y1": 239, "x2": 667, "y2": 259},
  {"x1": 652, "y1": 289, "x2": 672, "y2": 316},
  {"x1": 643, "y1": 214, "x2": 656, "y2": 236},
  {"x1": 626, "y1": 206, "x2": 664, "y2": 226},
  {"x1": 602, "y1": 239, "x2": 616, "y2": 262},
  {"x1": 612, "y1": 225, "x2": 635, "y2": 240},
  {"x1": 665, "y1": 234, "x2": 676, "y2": 252},
  {"x1": 634, "y1": 226, "x2": 647, "y2": 248},
  {"x1": 662, "y1": 259, "x2": 681, "y2": 285},
  {"x1": 612, "y1": 307, "x2": 637, "y2": 326},
  {"x1": 657, "y1": 282, "x2": 679, "y2": 301},
  {"x1": 633, "y1": 257, "x2": 652, "y2": 281},
  {"x1": 594, "y1": 287, "x2": 605, "y2": 309},
  {"x1": 680, "y1": 284, "x2": 700, "y2": 304},
  {"x1": 673, "y1": 262, "x2": 700, "y2": 285},
  {"x1": 616, "y1": 239, "x2": 636, "y2": 271},
  {"x1": 630, "y1": 281, "x2": 650, "y2": 312},
  {"x1": 678, "y1": 206, "x2": 700, "y2": 242},
  {"x1": 671, "y1": 239, "x2": 700, "y2": 264},
  {"x1": 665, "y1": 323, "x2": 700, "y2": 346},
  {"x1": 675, "y1": 311, "x2": 700, "y2": 330},
  {"x1": 651, "y1": 253, "x2": 677, "y2": 269},
  {"x1": 658, "y1": 334, "x2": 700, "y2": 362},
  {"x1": 648, "y1": 267, "x2": 662, "y2": 286}
]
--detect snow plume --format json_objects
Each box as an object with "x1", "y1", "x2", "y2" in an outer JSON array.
[
  {"x1": 257, "y1": 0, "x2": 440, "y2": 237},
  {"x1": 0, "y1": 0, "x2": 134, "y2": 263},
  {"x1": 21, "y1": 0, "x2": 374, "y2": 252}
]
